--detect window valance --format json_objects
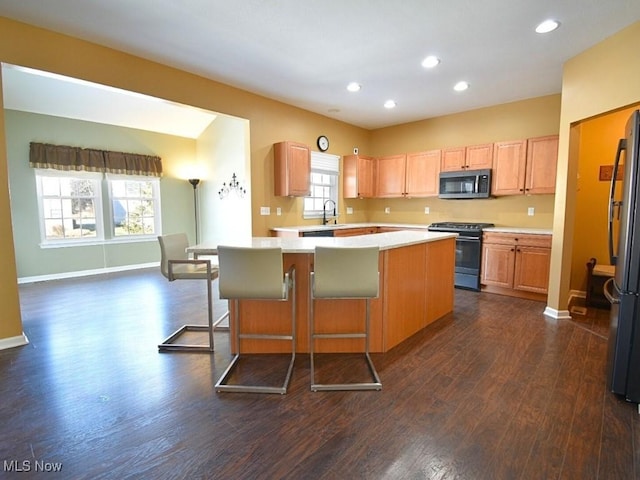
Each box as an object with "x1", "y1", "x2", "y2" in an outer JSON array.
[{"x1": 29, "y1": 142, "x2": 163, "y2": 177}]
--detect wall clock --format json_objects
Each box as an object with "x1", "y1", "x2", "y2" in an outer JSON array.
[{"x1": 317, "y1": 135, "x2": 329, "y2": 152}]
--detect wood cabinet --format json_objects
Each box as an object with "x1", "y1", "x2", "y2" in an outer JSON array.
[
  {"x1": 492, "y1": 135, "x2": 558, "y2": 196},
  {"x1": 343, "y1": 154, "x2": 375, "y2": 198},
  {"x1": 441, "y1": 143, "x2": 493, "y2": 172},
  {"x1": 333, "y1": 227, "x2": 378, "y2": 236},
  {"x1": 376, "y1": 154, "x2": 406, "y2": 197},
  {"x1": 375, "y1": 150, "x2": 441, "y2": 198},
  {"x1": 405, "y1": 150, "x2": 441, "y2": 196},
  {"x1": 525, "y1": 135, "x2": 559, "y2": 194},
  {"x1": 274, "y1": 141, "x2": 310, "y2": 196},
  {"x1": 481, "y1": 232, "x2": 551, "y2": 300}
]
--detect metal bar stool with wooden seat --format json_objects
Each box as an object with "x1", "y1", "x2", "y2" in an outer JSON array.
[
  {"x1": 310, "y1": 245, "x2": 382, "y2": 391},
  {"x1": 157, "y1": 233, "x2": 228, "y2": 353},
  {"x1": 214, "y1": 246, "x2": 296, "y2": 394}
]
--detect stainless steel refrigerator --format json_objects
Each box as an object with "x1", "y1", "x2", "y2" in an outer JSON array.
[{"x1": 606, "y1": 109, "x2": 640, "y2": 402}]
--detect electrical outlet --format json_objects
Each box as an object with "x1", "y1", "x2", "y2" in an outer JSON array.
[
  {"x1": 346, "y1": 207, "x2": 353, "y2": 215},
  {"x1": 424, "y1": 207, "x2": 430, "y2": 214},
  {"x1": 260, "y1": 206, "x2": 270, "y2": 216},
  {"x1": 276, "y1": 207, "x2": 282, "y2": 216},
  {"x1": 528, "y1": 207, "x2": 535, "y2": 216},
  {"x1": 384, "y1": 207, "x2": 391, "y2": 214}
]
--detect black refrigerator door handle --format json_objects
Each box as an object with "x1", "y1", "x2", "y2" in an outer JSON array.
[
  {"x1": 608, "y1": 138, "x2": 627, "y2": 266},
  {"x1": 603, "y1": 278, "x2": 620, "y2": 305}
]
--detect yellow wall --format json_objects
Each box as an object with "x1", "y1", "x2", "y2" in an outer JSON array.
[
  {"x1": 549, "y1": 21, "x2": 640, "y2": 312},
  {"x1": 0, "y1": 66, "x2": 22, "y2": 340},
  {"x1": 570, "y1": 105, "x2": 639, "y2": 293},
  {"x1": 0, "y1": 16, "x2": 371, "y2": 341},
  {"x1": 362, "y1": 95, "x2": 561, "y2": 227}
]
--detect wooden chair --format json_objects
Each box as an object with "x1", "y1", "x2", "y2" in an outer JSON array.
[
  {"x1": 157, "y1": 233, "x2": 228, "y2": 352},
  {"x1": 310, "y1": 246, "x2": 382, "y2": 391}
]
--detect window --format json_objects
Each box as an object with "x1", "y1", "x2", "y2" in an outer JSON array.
[
  {"x1": 304, "y1": 152, "x2": 340, "y2": 220},
  {"x1": 36, "y1": 171, "x2": 103, "y2": 241},
  {"x1": 108, "y1": 176, "x2": 161, "y2": 237},
  {"x1": 35, "y1": 170, "x2": 161, "y2": 245}
]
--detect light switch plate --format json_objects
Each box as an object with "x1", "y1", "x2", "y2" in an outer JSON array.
[
  {"x1": 384, "y1": 207, "x2": 391, "y2": 214},
  {"x1": 346, "y1": 207, "x2": 353, "y2": 214},
  {"x1": 424, "y1": 207, "x2": 430, "y2": 214},
  {"x1": 276, "y1": 207, "x2": 282, "y2": 216},
  {"x1": 260, "y1": 206, "x2": 270, "y2": 216},
  {"x1": 528, "y1": 207, "x2": 535, "y2": 216}
]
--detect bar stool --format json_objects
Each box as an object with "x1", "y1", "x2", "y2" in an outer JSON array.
[
  {"x1": 157, "y1": 233, "x2": 228, "y2": 353},
  {"x1": 310, "y1": 245, "x2": 382, "y2": 391},
  {"x1": 214, "y1": 246, "x2": 296, "y2": 394}
]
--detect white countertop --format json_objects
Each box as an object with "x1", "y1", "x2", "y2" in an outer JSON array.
[
  {"x1": 188, "y1": 230, "x2": 457, "y2": 254},
  {"x1": 484, "y1": 227, "x2": 553, "y2": 235},
  {"x1": 271, "y1": 222, "x2": 430, "y2": 233}
]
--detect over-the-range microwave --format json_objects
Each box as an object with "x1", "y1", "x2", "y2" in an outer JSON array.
[{"x1": 438, "y1": 169, "x2": 492, "y2": 199}]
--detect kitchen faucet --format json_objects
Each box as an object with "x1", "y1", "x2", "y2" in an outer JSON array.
[{"x1": 322, "y1": 199, "x2": 337, "y2": 225}]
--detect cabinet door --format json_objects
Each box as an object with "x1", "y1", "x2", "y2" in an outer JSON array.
[
  {"x1": 492, "y1": 140, "x2": 527, "y2": 196},
  {"x1": 465, "y1": 143, "x2": 493, "y2": 170},
  {"x1": 513, "y1": 246, "x2": 551, "y2": 294},
  {"x1": 376, "y1": 154, "x2": 406, "y2": 197},
  {"x1": 343, "y1": 154, "x2": 375, "y2": 198},
  {"x1": 405, "y1": 150, "x2": 441, "y2": 197},
  {"x1": 481, "y1": 243, "x2": 515, "y2": 288},
  {"x1": 333, "y1": 227, "x2": 377, "y2": 236},
  {"x1": 441, "y1": 147, "x2": 466, "y2": 172},
  {"x1": 358, "y1": 155, "x2": 376, "y2": 198},
  {"x1": 274, "y1": 141, "x2": 310, "y2": 196},
  {"x1": 525, "y1": 135, "x2": 558, "y2": 194}
]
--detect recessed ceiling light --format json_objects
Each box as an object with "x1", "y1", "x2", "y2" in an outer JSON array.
[
  {"x1": 347, "y1": 82, "x2": 361, "y2": 92},
  {"x1": 421, "y1": 55, "x2": 440, "y2": 69},
  {"x1": 453, "y1": 81, "x2": 469, "y2": 92},
  {"x1": 384, "y1": 100, "x2": 397, "y2": 109},
  {"x1": 535, "y1": 19, "x2": 560, "y2": 34}
]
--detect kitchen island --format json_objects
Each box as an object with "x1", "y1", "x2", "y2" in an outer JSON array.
[{"x1": 189, "y1": 230, "x2": 456, "y2": 353}]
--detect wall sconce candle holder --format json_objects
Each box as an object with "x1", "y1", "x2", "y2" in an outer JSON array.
[{"x1": 218, "y1": 173, "x2": 246, "y2": 199}]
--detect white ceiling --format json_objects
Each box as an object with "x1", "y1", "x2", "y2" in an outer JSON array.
[
  {"x1": 2, "y1": 65, "x2": 218, "y2": 139},
  {"x1": 1, "y1": 0, "x2": 640, "y2": 130}
]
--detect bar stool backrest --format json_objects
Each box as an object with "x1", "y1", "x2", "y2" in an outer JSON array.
[
  {"x1": 158, "y1": 233, "x2": 189, "y2": 279},
  {"x1": 313, "y1": 246, "x2": 379, "y2": 299},
  {"x1": 217, "y1": 246, "x2": 286, "y2": 300}
]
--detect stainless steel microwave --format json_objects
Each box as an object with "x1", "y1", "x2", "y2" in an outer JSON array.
[{"x1": 438, "y1": 169, "x2": 491, "y2": 199}]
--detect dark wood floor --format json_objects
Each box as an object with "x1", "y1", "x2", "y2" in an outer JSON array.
[{"x1": 1, "y1": 268, "x2": 639, "y2": 479}]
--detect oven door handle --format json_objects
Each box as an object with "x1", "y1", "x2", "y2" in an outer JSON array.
[{"x1": 457, "y1": 235, "x2": 481, "y2": 241}]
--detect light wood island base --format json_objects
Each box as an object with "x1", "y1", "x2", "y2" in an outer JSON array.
[{"x1": 226, "y1": 235, "x2": 455, "y2": 353}]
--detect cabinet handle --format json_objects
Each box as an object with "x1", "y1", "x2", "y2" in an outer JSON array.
[
  {"x1": 510, "y1": 248, "x2": 515, "y2": 252},
  {"x1": 519, "y1": 188, "x2": 524, "y2": 192}
]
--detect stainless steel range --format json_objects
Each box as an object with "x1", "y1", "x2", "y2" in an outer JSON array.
[{"x1": 427, "y1": 222, "x2": 495, "y2": 291}]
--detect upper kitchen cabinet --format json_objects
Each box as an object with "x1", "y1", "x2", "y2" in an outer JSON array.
[
  {"x1": 525, "y1": 135, "x2": 559, "y2": 194},
  {"x1": 376, "y1": 150, "x2": 441, "y2": 198},
  {"x1": 492, "y1": 139, "x2": 527, "y2": 195},
  {"x1": 343, "y1": 154, "x2": 375, "y2": 198},
  {"x1": 492, "y1": 135, "x2": 558, "y2": 196},
  {"x1": 274, "y1": 141, "x2": 311, "y2": 197},
  {"x1": 441, "y1": 143, "x2": 493, "y2": 172},
  {"x1": 405, "y1": 150, "x2": 441, "y2": 197},
  {"x1": 376, "y1": 154, "x2": 406, "y2": 197}
]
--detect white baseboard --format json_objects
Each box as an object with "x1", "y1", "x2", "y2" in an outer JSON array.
[
  {"x1": 0, "y1": 333, "x2": 29, "y2": 351},
  {"x1": 543, "y1": 306, "x2": 573, "y2": 321},
  {"x1": 18, "y1": 262, "x2": 159, "y2": 284}
]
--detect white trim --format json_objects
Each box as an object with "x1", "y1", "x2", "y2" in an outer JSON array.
[
  {"x1": 543, "y1": 306, "x2": 572, "y2": 321},
  {"x1": 18, "y1": 262, "x2": 159, "y2": 284},
  {"x1": 0, "y1": 333, "x2": 29, "y2": 351}
]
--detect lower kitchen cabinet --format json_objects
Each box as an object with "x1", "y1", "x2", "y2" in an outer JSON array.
[
  {"x1": 333, "y1": 227, "x2": 378, "y2": 236},
  {"x1": 481, "y1": 232, "x2": 551, "y2": 301}
]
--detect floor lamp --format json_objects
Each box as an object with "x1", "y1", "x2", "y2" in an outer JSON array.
[{"x1": 189, "y1": 178, "x2": 200, "y2": 244}]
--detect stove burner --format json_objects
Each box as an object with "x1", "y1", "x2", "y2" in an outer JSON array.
[{"x1": 427, "y1": 222, "x2": 495, "y2": 233}]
